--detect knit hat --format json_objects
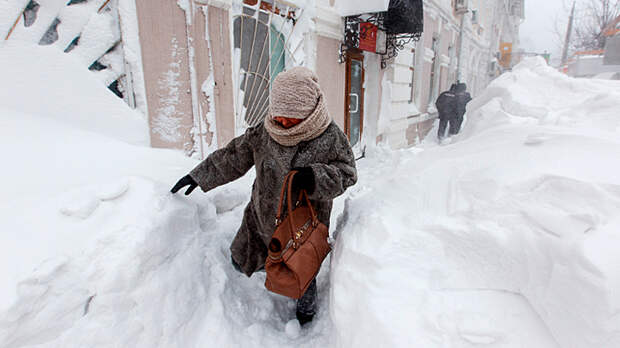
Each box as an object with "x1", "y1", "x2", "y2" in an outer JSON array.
[
  {"x1": 264, "y1": 67, "x2": 332, "y2": 147},
  {"x1": 270, "y1": 67, "x2": 321, "y2": 119},
  {"x1": 455, "y1": 83, "x2": 467, "y2": 93}
]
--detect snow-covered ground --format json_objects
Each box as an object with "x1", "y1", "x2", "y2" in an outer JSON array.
[
  {"x1": 332, "y1": 58, "x2": 620, "y2": 347},
  {"x1": 2, "y1": 40, "x2": 620, "y2": 348}
]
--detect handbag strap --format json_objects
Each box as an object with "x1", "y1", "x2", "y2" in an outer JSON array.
[
  {"x1": 298, "y1": 188, "x2": 318, "y2": 224},
  {"x1": 275, "y1": 171, "x2": 296, "y2": 224},
  {"x1": 275, "y1": 171, "x2": 319, "y2": 229}
]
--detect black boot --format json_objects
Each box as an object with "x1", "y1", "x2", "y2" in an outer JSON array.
[
  {"x1": 296, "y1": 279, "x2": 317, "y2": 326},
  {"x1": 437, "y1": 118, "x2": 449, "y2": 140},
  {"x1": 296, "y1": 311, "x2": 314, "y2": 326}
]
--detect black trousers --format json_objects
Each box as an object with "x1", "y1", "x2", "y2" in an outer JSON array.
[
  {"x1": 438, "y1": 118, "x2": 450, "y2": 139},
  {"x1": 296, "y1": 278, "x2": 317, "y2": 316},
  {"x1": 231, "y1": 256, "x2": 317, "y2": 315},
  {"x1": 438, "y1": 117, "x2": 462, "y2": 139},
  {"x1": 452, "y1": 116, "x2": 464, "y2": 134}
]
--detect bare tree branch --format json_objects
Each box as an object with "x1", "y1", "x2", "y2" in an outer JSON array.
[
  {"x1": 555, "y1": 0, "x2": 620, "y2": 55},
  {"x1": 573, "y1": 0, "x2": 620, "y2": 51}
]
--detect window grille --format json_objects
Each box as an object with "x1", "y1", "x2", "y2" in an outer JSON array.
[{"x1": 233, "y1": 0, "x2": 302, "y2": 128}]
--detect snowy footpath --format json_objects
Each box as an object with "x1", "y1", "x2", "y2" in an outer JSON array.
[{"x1": 2, "y1": 41, "x2": 620, "y2": 348}]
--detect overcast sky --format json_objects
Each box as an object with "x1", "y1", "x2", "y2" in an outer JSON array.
[{"x1": 519, "y1": 0, "x2": 571, "y2": 61}]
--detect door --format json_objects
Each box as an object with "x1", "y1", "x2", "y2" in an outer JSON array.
[{"x1": 345, "y1": 50, "x2": 364, "y2": 147}]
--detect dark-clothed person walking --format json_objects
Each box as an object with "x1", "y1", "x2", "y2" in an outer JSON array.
[
  {"x1": 435, "y1": 84, "x2": 458, "y2": 140},
  {"x1": 171, "y1": 67, "x2": 357, "y2": 326},
  {"x1": 435, "y1": 82, "x2": 472, "y2": 140}
]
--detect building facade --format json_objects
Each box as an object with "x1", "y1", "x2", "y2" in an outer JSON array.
[{"x1": 1, "y1": 0, "x2": 523, "y2": 158}]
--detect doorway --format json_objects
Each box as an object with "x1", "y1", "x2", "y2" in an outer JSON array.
[{"x1": 345, "y1": 50, "x2": 364, "y2": 147}]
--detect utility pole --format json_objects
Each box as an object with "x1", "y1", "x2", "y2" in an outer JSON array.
[{"x1": 561, "y1": 1, "x2": 576, "y2": 66}]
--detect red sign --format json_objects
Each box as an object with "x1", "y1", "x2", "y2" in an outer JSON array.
[{"x1": 359, "y1": 22, "x2": 378, "y2": 52}]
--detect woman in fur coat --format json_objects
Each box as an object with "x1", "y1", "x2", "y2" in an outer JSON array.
[{"x1": 171, "y1": 67, "x2": 357, "y2": 325}]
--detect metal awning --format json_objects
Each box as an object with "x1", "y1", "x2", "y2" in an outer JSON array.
[
  {"x1": 339, "y1": 0, "x2": 424, "y2": 68},
  {"x1": 384, "y1": 0, "x2": 424, "y2": 35},
  {"x1": 338, "y1": 0, "x2": 423, "y2": 35}
]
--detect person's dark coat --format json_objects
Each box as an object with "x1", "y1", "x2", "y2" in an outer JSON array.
[
  {"x1": 435, "y1": 85, "x2": 457, "y2": 120},
  {"x1": 188, "y1": 122, "x2": 357, "y2": 276},
  {"x1": 454, "y1": 83, "x2": 472, "y2": 118}
]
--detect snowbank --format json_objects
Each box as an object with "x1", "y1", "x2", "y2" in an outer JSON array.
[
  {"x1": 332, "y1": 57, "x2": 620, "y2": 347},
  {"x1": 0, "y1": 41, "x2": 147, "y2": 145},
  {"x1": 465, "y1": 57, "x2": 620, "y2": 136},
  {"x1": 0, "y1": 105, "x2": 331, "y2": 348}
]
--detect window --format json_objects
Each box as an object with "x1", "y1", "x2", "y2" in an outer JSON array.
[
  {"x1": 510, "y1": 0, "x2": 524, "y2": 18},
  {"x1": 270, "y1": 25, "x2": 286, "y2": 85},
  {"x1": 232, "y1": 1, "x2": 299, "y2": 127},
  {"x1": 233, "y1": 11, "x2": 271, "y2": 127},
  {"x1": 454, "y1": 0, "x2": 468, "y2": 13}
]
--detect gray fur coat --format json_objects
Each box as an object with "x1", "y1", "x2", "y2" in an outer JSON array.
[{"x1": 189, "y1": 122, "x2": 357, "y2": 276}]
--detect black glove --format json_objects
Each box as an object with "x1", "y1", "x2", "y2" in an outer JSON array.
[
  {"x1": 291, "y1": 167, "x2": 315, "y2": 194},
  {"x1": 171, "y1": 175, "x2": 198, "y2": 195}
]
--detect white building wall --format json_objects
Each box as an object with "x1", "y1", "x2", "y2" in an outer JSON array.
[
  {"x1": 311, "y1": 0, "x2": 523, "y2": 149},
  {"x1": 569, "y1": 55, "x2": 620, "y2": 77}
]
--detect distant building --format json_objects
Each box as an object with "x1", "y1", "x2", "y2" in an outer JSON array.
[
  {"x1": 603, "y1": 14, "x2": 620, "y2": 67},
  {"x1": 566, "y1": 50, "x2": 620, "y2": 78}
]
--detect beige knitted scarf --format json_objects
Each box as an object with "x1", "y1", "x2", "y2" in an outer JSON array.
[{"x1": 264, "y1": 94, "x2": 332, "y2": 147}]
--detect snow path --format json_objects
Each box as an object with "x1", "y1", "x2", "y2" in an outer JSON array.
[{"x1": 1, "y1": 40, "x2": 620, "y2": 348}]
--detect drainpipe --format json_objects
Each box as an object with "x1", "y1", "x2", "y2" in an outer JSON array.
[{"x1": 456, "y1": 11, "x2": 466, "y2": 82}]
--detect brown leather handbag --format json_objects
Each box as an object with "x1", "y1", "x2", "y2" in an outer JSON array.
[{"x1": 265, "y1": 170, "x2": 331, "y2": 299}]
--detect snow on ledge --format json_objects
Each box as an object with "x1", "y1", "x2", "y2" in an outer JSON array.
[{"x1": 334, "y1": 0, "x2": 389, "y2": 16}]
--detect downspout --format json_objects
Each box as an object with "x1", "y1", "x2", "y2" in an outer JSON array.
[
  {"x1": 456, "y1": 11, "x2": 466, "y2": 82},
  {"x1": 180, "y1": 1, "x2": 205, "y2": 158}
]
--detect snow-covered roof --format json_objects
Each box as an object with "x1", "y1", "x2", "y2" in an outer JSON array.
[
  {"x1": 593, "y1": 71, "x2": 620, "y2": 80},
  {"x1": 578, "y1": 54, "x2": 604, "y2": 60},
  {"x1": 334, "y1": 0, "x2": 389, "y2": 17}
]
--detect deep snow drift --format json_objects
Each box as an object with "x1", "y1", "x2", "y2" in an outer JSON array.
[
  {"x1": 0, "y1": 42, "x2": 147, "y2": 145},
  {"x1": 1, "y1": 40, "x2": 620, "y2": 348},
  {"x1": 330, "y1": 58, "x2": 620, "y2": 347}
]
